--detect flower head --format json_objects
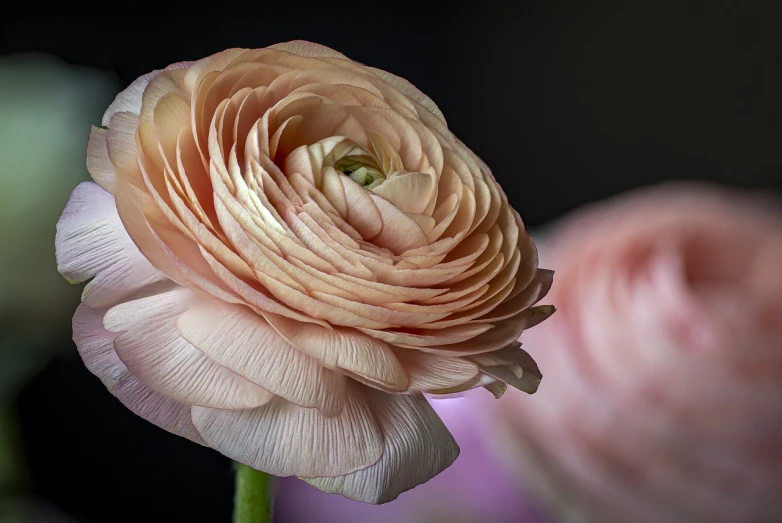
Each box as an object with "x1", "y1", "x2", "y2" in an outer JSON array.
[{"x1": 56, "y1": 41, "x2": 552, "y2": 503}]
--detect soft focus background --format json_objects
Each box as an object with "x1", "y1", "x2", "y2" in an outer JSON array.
[{"x1": 1, "y1": 8, "x2": 781, "y2": 522}]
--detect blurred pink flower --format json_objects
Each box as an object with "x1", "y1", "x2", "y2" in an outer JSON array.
[{"x1": 493, "y1": 184, "x2": 782, "y2": 523}]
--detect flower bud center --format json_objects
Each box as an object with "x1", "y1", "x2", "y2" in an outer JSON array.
[{"x1": 335, "y1": 157, "x2": 385, "y2": 188}]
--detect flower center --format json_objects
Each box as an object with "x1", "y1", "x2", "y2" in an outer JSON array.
[{"x1": 335, "y1": 157, "x2": 385, "y2": 188}]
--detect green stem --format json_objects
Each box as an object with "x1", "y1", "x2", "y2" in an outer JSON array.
[{"x1": 233, "y1": 463, "x2": 273, "y2": 523}]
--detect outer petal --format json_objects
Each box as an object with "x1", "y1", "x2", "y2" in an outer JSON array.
[
  {"x1": 102, "y1": 61, "x2": 192, "y2": 124},
  {"x1": 104, "y1": 287, "x2": 275, "y2": 410},
  {"x1": 73, "y1": 303, "x2": 204, "y2": 444},
  {"x1": 394, "y1": 350, "x2": 479, "y2": 392},
  {"x1": 303, "y1": 392, "x2": 460, "y2": 504},
  {"x1": 86, "y1": 127, "x2": 117, "y2": 193},
  {"x1": 191, "y1": 387, "x2": 383, "y2": 478},
  {"x1": 55, "y1": 182, "x2": 167, "y2": 307},
  {"x1": 268, "y1": 40, "x2": 348, "y2": 59}
]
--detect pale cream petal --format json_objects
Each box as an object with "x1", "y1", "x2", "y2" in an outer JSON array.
[
  {"x1": 371, "y1": 172, "x2": 435, "y2": 215},
  {"x1": 365, "y1": 65, "x2": 447, "y2": 124},
  {"x1": 480, "y1": 358, "x2": 542, "y2": 395},
  {"x1": 394, "y1": 350, "x2": 479, "y2": 392},
  {"x1": 176, "y1": 298, "x2": 346, "y2": 416},
  {"x1": 408, "y1": 315, "x2": 531, "y2": 356},
  {"x1": 102, "y1": 61, "x2": 192, "y2": 125},
  {"x1": 468, "y1": 343, "x2": 542, "y2": 393},
  {"x1": 303, "y1": 392, "x2": 459, "y2": 504},
  {"x1": 105, "y1": 287, "x2": 274, "y2": 410},
  {"x1": 191, "y1": 389, "x2": 383, "y2": 477},
  {"x1": 429, "y1": 372, "x2": 499, "y2": 396},
  {"x1": 370, "y1": 194, "x2": 429, "y2": 254},
  {"x1": 478, "y1": 269, "x2": 554, "y2": 323},
  {"x1": 341, "y1": 175, "x2": 383, "y2": 240},
  {"x1": 358, "y1": 322, "x2": 493, "y2": 348},
  {"x1": 197, "y1": 244, "x2": 325, "y2": 326}
]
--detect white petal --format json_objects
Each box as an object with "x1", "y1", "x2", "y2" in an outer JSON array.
[
  {"x1": 303, "y1": 391, "x2": 459, "y2": 504},
  {"x1": 191, "y1": 388, "x2": 383, "y2": 477},
  {"x1": 55, "y1": 182, "x2": 167, "y2": 307}
]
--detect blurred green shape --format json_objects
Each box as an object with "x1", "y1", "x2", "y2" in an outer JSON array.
[
  {"x1": 0, "y1": 53, "x2": 117, "y2": 327},
  {"x1": 0, "y1": 52, "x2": 118, "y2": 521}
]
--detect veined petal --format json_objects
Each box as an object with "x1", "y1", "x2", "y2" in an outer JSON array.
[
  {"x1": 104, "y1": 287, "x2": 274, "y2": 410},
  {"x1": 73, "y1": 303, "x2": 204, "y2": 444},
  {"x1": 303, "y1": 392, "x2": 459, "y2": 504},
  {"x1": 191, "y1": 386, "x2": 383, "y2": 477},
  {"x1": 263, "y1": 312, "x2": 409, "y2": 392},
  {"x1": 55, "y1": 182, "x2": 167, "y2": 307},
  {"x1": 176, "y1": 298, "x2": 346, "y2": 416}
]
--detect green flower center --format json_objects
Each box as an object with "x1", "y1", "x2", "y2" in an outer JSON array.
[{"x1": 335, "y1": 157, "x2": 385, "y2": 188}]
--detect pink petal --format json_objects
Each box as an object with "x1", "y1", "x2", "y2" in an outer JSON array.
[
  {"x1": 303, "y1": 392, "x2": 459, "y2": 504},
  {"x1": 102, "y1": 61, "x2": 192, "y2": 124},
  {"x1": 263, "y1": 313, "x2": 409, "y2": 392},
  {"x1": 191, "y1": 386, "x2": 383, "y2": 477},
  {"x1": 104, "y1": 287, "x2": 274, "y2": 410},
  {"x1": 55, "y1": 182, "x2": 167, "y2": 307},
  {"x1": 176, "y1": 298, "x2": 346, "y2": 416},
  {"x1": 73, "y1": 303, "x2": 204, "y2": 444}
]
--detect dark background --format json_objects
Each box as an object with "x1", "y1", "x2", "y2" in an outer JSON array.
[{"x1": 3, "y1": 6, "x2": 782, "y2": 522}]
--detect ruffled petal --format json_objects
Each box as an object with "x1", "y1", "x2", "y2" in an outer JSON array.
[
  {"x1": 86, "y1": 127, "x2": 117, "y2": 193},
  {"x1": 263, "y1": 312, "x2": 409, "y2": 392},
  {"x1": 55, "y1": 182, "x2": 167, "y2": 307},
  {"x1": 176, "y1": 298, "x2": 346, "y2": 416},
  {"x1": 303, "y1": 392, "x2": 459, "y2": 504},
  {"x1": 72, "y1": 303, "x2": 204, "y2": 444},
  {"x1": 104, "y1": 287, "x2": 275, "y2": 410},
  {"x1": 191, "y1": 386, "x2": 383, "y2": 477}
]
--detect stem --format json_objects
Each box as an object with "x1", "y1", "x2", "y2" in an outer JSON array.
[{"x1": 233, "y1": 463, "x2": 273, "y2": 523}]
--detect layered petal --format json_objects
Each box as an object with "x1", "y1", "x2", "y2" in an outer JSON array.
[
  {"x1": 55, "y1": 182, "x2": 167, "y2": 307},
  {"x1": 105, "y1": 288, "x2": 275, "y2": 410},
  {"x1": 191, "y1": 386, "x2": 383, "y2": 478},
  {"x1": 73, "y1": 303, "x2": 204, "y2": 444},
  {"x1": 303, "y1": 392, "x2": 459, "y2": 504}
]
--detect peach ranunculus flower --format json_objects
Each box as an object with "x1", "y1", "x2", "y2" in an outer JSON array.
[
  {"x1": 493, "y1": 184, "x2": 782, "y2": 522},
  {"x1": 55, "y1": 41, "x2": 553, "y2": 504}
]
